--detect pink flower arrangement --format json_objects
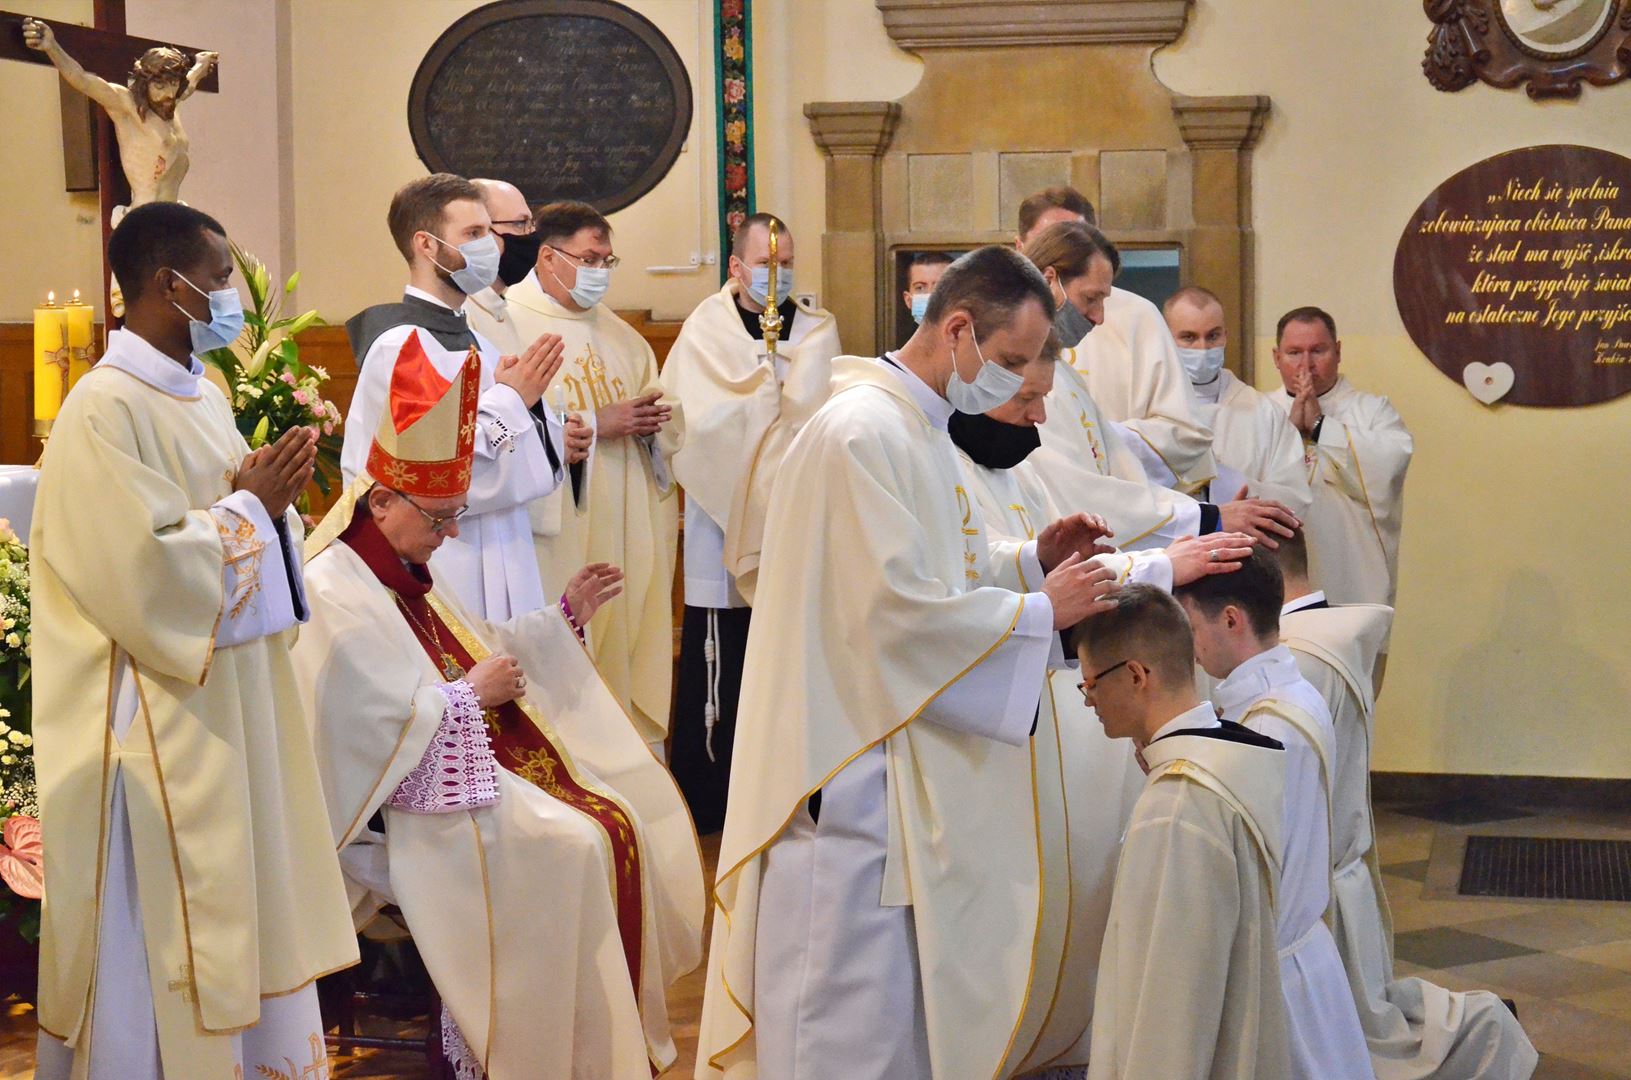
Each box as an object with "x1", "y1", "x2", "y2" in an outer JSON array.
[{"x1": 0, "y1": 815, "x2": 41, "y2": 901}]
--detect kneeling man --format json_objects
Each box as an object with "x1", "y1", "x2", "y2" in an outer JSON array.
[
  {"x1": 1079, "y1": 584, "x2": 1292, "y2": 1080},
  {"x1": 293, "y1": 344, "x2": 703, "y2": 1078}
]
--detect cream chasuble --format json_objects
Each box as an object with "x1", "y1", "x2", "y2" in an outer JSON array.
[
  {"x1": 699, "y1": 357, "x2": 1061, "y2": 1080},
  {"x1": 30, "y1": 330, "x2": 357, "y2": 1079},
  {"x1": 294, "y1": 529, "x2": 705, "y2": 1078},
  {"x1": 954, "y1": 450, "x2": 1162, "y2": 1075},
  {"x1": 1033, "y1": 359, "x2": 1204, "y2": 551},
  {"x1": 1214, "y1": 648, "x2": 1373, "y2": 1080},
  {"x1": 1196, "y1": 370, "x2": 1312, "y2": 518},
  {"x1": 659, "y1": 281, "x2": 841, "y2": 603},
  {"x1": 1090, "y1": 716, "x2": 1293, "y2": 1080},
  {"x1": 1271, "y1": 376, "x2": 1413, "y2": 608},
  {"x1": 498, "y1": 279, "x2": 684, "y2": 743},
  {"x1": 1066, "y1": 288, "x2": 1216, "y2": 494},
  {"x1": 1282, "y1": 602, "x2": 1537, "y2": 1079},
  {"x1": 465, "y1": 283, "x2": 522, "y2": 356},
  {"x1": 343, "y1": 288, "x2": 566, "y2": 622}
]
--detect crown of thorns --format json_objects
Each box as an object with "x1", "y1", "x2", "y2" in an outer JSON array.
[{"x1": 129, "y1": 46, "x2": 188, "y2": 83}]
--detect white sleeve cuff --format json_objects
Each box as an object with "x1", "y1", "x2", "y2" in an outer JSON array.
[
  {"x1": 210, "y1": 489, "x2": 301, "y2": 649},
  {"x1": 1125, "y1": 550, "x2": 1173, "y2": 592}
]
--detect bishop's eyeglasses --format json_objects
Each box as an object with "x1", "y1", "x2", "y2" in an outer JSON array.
[{"x1": 396, "y1": 491, "x2": 470, "y2": 534}]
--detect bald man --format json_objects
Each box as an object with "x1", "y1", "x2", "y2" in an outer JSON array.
[
  {"x1": 1015, "y1": 186, "x2": 1216, "y2": 494},
  {"x1": 1164, "y1": 285, "x2": 1310, "y2": 517},
  {"x1": 465, "y1": 178, "x2": 540, "y2": 356}
]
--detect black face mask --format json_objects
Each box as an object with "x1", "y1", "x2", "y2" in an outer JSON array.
[
  {"x1": 496, "y1": 230, "x2": 545, "y2": 287},
  {"x1": 948, "y1": 410, "x2": 1042, "y2": 471}
]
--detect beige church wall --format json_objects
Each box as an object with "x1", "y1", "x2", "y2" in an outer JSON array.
[
  {"x1": 1155, "y1": 1, "x2": 1631, "y2": 778},
  {"x1": 750, "y1": 0, "x2": 922, "y2": 306},
  {"x1": 0, "y1": 0, "x2": 103, "y2": 322},
  {"x1": 286, "y1": 0, "x2": 720, "y2": 324}
]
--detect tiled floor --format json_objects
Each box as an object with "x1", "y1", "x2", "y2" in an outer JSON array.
[{"x1": 4, "y1": 807, "x2": 1630, "y2": 1078}]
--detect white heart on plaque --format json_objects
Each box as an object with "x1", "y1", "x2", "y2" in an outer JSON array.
[{"x1": 1462, "y1": 361, "x2": 1514, "y2": 405}]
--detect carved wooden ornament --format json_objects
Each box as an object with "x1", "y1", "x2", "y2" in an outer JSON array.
[{"x1": 1423, "y1": 0, "x2": 1631, "y2": 98}]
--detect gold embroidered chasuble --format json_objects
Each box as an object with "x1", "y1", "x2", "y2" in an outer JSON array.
[
  {"x1": 699, "y1": 358, "x2": 1045, "y2": 1078},
  {"x1": 29, "y1": 359, "x2": 357, "y2": 1066},
  {"x1": 955, "y1": 451, "x2": 1151, "y2": 1076},
  {"x1": 294, "y1": 515, "x2": 704, "y2": 1077},
  {"x1": 502, "y1": 279, "x2": 685, "y2": 742},
  {"x1": 1033, "y1": 359, "x2": 1194, "y2": 549}
]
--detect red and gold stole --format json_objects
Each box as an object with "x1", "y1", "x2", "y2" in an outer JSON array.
[{"x1": 342, "y1": 509, "x2": 644, "y2": 995}]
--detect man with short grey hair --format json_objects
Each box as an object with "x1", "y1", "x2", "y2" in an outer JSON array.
[{"x1": 701, "y1": 246, "x2": 1129, "y2": 1079}]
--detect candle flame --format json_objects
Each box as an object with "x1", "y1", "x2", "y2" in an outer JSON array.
[
  {"x1": 46, "y1": 290, "x2": 55, "y2": 306},
  {"x1": 72, "y1": 288, "x2": 81, "y2": 303}
]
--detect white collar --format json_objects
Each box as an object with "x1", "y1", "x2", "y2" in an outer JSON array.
[
  {"x1": 1281, "y1": 590, "x2": 1327, "y2": 615},
  {"x1": 404, "y1": 284, "x2": 463, "y2": 313},
  {"x1": 1149, "y1": 701, "x2": 1221, "y2": 743},
  {"x1": 1211, "y1": 644, "x2": 1302, "y2": 722},
  {"x1": 102, "y1": 328, "x2": 204, "y2": 397},
  {"x1": 880, "y1": 352, "x2": 954, "y2": 431}
]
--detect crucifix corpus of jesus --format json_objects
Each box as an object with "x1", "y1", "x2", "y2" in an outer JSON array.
[
  {"x1": 4, "y1": 12, "x2": 218, "y2": 317},
  {"x1": 21, "y1": 16, "x2": 215, "y2": 206}
]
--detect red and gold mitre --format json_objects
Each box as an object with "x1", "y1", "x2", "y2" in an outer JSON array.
[{"x1": 364, "y1": 333, "x2": 481, "y2": 498}]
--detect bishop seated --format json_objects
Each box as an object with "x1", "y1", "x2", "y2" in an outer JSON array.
[{"x1": 292, "y1": 338, "x2": 704, "y2": 1079}]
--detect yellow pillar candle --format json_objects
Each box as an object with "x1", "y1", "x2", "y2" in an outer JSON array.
[
  {"x1": 65, "y1": 288, "x2": 96, "y2": 390},
  {"x1": 33, "y1": 291, "x2": 68, "y2": 424}
]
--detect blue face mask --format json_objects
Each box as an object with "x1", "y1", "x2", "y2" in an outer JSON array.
[
  {"x1": 946, "y1": 326, "x2": 1024, "y2": 414},
  {"x1": 747, "y1": 266, "x2": 795, "y2": 307},
  {"x1": 171, "y1": 271, "x2": 245, "y2": 354},
  {"x1": 910, "y1": 293, "x2": 930, "y2": 325},
  {"x1": 426, "y1": 231, "x2": 500, "y2": 295}
]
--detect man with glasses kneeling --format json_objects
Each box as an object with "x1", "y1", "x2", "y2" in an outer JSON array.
[{"x1": 294, "y1": 342, "x2": 704, "y2": 1078}]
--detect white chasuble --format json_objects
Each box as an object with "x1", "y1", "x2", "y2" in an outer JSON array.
[
  {"x1": 502, "y1": 280, "x2": 685, "y2": 743},
  {"x1": 1197, "y1": 370, "x2": 1313, "y2": 518},
  {"x1": 955, "y1": 451, "x2": 1163, "y2": 1075},
  {"x1": 1214, "y1": 648, "x2": 1372, "y2": 1080},
  {"x1": 293, "y1": 533, "x2": 704, "y2": 1078},
  {"x1": 1271, "y1": 376, "x2": 1413, "y2": 608},
  {"x1": 699, "y1": 358, "x2": 1059, "y2": 1080},
  {"x1": 658, "y1": 281, "x2": 841, "y2": 605},
  {"x1": 1033, "y1": 359, "x2": 1204, "y2": 551},
  {"x1": 1090, "y1": 721, "x2": 1293, "y2": 1080},
  {"x1": 1282, "y1": 604, "x2": 1537, "y2": 1080},
  {"x1": 343, "y1": 291, "x2": 566, "y2": 622},
  {"x1": 1066, "y1": 287, "x2": 1216, "y2": 494},
  {"x1": 30, "y1": 330, "x2": 357, "y2": 1079}
]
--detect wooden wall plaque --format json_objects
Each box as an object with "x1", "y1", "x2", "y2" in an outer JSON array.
[
  {"x1": 407, "y1": 0, "x2": 692, "y2": 213},
  {"x1": 1394, "y1": 144, "x2": 1631, "y2": 408}
]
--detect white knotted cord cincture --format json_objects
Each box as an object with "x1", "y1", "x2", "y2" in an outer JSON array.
[{"x1": 704, "y1": 607, "x2": 721, "y2": 762}]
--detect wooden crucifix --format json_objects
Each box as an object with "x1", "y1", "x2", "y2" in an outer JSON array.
[{"x1": 0, "y1": 2, "x2": 219, "y2": 327}]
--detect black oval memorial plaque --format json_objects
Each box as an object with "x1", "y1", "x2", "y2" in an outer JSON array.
[{"x1": 408, "y1": 0, "x2": 693, "y2": 214}]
